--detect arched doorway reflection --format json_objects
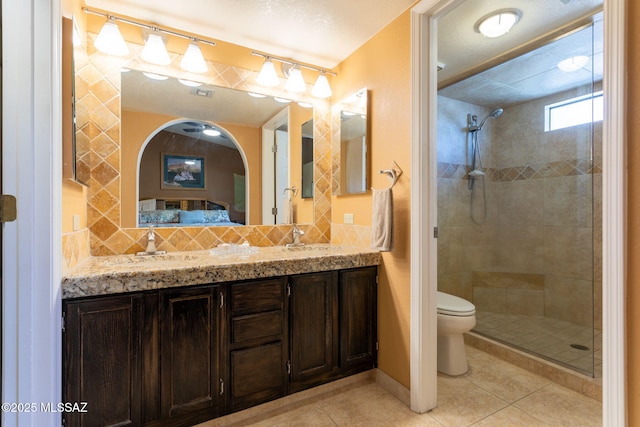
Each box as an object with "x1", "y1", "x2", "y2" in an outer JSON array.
[{"x1": 138, "y1": 120, "x2": 247, "y2": 226}]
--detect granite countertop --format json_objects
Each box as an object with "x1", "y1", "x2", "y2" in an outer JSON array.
[{"x1": 62, "y1": 244, "x2": 382, "y2": 299}]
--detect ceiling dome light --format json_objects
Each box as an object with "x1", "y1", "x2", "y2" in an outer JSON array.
[
  {"x1": 557, "y1": 55, "x2": 589, "y2": 72},
  {"x1": 285, "y1": 66, "x2": 306, "y2": 93},
  {"x1": 94, "y1": 18, "x2": 129, "y2": 56},
  {"x1": 311, "y1": 72, "x2": 332, "y2": 98},
  {"x1": 274, "y1": 97, "x2": 291, "y2": 103},
  {"x1": 180, "y1": 41, "x2": 208, "y2": 73},
  {"x1": 141, "y1": 32, "x2": 171, "y2": 65},
  {"x1": 298, "y1": 101, "x2": 313, "y2": 108},
  {"x1": 476, "y1": 9, "x2": 521, "y2": 38},
  {"x1": 257, "y1": 58, "x2": 280, "y2": 87},
  {"x1": 203, "y1": 127, "x2": 221, "y2": 137},
  {"x1": 248, "y1": 92, "x2": 267, "y2": 98}
]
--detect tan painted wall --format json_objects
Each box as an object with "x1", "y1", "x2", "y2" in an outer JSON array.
[
  {"x1": 627, "y1": 1, "x2": 639, "y2": 423},
  {"x1": 289, "y1": 107, "x2": 314, "y2": 224},
  {"x1": 333, "y1": 10, "x2": 412, "y2": 387},
  {"x1": 121, "y1": 110, "x2": 262, "y2": 227}
]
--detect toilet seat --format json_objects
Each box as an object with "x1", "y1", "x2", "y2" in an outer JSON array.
[{"x1": 437, "y1": 291, "x2": 475, "y2": 316}]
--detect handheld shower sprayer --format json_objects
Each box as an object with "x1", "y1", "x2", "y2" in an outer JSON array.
[{"x1": 468, "y1": 108, "x2": 503, "y2": 132}]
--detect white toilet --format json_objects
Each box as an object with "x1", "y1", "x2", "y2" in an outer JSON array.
[{"x1": 437, "y1": 291, "x2": 476, "y2": 376}]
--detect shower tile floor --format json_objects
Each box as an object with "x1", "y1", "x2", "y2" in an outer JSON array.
[{"x1": 474, "y1": 311, "x2": 602, "y2": 377}]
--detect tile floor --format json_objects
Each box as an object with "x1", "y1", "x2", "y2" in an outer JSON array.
[
  {"x1": 201, "y1": 345, "x2": 601, "y2": 426},
  {"x1": 474, "y1": 311, "x2": 602, "y2": 377}
]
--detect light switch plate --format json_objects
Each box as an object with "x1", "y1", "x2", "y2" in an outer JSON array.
[
  {"x1": 344, "y1": 213, "x2": 354, "y2": 224},
  {"x1": 72, "y1": 214, "x2": 80, "y2": 231}
]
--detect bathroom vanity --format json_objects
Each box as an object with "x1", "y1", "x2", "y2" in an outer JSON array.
[{"x1": 61, "y1": 245, "x2": 380, "y2": 427}]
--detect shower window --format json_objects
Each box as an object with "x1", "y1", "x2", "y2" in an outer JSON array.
[{"x1": 545, "y1": 91, "x2": 603, "y2": 132}]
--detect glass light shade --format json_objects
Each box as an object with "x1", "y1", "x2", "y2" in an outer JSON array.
[
  {"x1": 94, "y1": 20, "x2": 129, "y2": 56},
  {"x1": 257, "y1": 58, "x2": 280, "y2": 87},
  {"x1": 141, "y1": 33, "x2": 171, "y2": 65},
  {"x1": 142, "y1": 72, "x2": 169, "y2": 81},
  {"x1": 180, "y1": 42, "x2": 208, "y2": 73},
  {"x1": 178, "y1": 79, "x2": 202, "y2": 87},
  {"x1": 311, "y1": 73, "x2": 332, "y2": 98},
  {"x1": 557, "y1": 55, "x2": 589, "y2": 72},
  {"x1": 477, "y1": 11, "x2": 519, "y2": 38},
  {"x1": 285, "y1": 67, "x2": 306, "y2": 93}
]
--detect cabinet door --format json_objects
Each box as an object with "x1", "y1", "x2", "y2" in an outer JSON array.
[
  {"x1": 63, "y1": 294, "x2": 143, "y2": 427},
  {"x1": 228, "y1": 278, "x2": 286, "y2": 412},
  {"x1": 160, "y1": 286, "x2": 222, "y2": 425},
  {"x1": 339, "y1": 267, "x2": 378, "y2": 372},
  {"x1": 289, "y1": 271, "x2": 338, "y2": 392}
]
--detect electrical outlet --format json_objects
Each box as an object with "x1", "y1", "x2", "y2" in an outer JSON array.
[
  {"x1": 344, "y1": 213, "x2": 354, "y2": 224},
  {"x1": 72, "y1": 214, "x2": 80, "y2": 231}
]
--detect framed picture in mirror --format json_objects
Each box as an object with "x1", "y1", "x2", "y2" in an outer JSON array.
[{"x1": 161, "y1": 153, "x2": 206, "y2": 189}]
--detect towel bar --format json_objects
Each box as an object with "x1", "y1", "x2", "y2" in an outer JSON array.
[{"x1": 378, "y1": 161, "x2": 403, "y2": 188}]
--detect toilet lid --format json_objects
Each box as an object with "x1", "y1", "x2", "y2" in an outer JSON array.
[{"x1": 437, "y1": 291, "x2": 475, "y2": 316}]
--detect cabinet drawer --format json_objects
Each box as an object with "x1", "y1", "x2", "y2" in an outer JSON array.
[
  {"x1": 231, "y1": 311, "x2": 283, "y2": 344},
  {"x1": 231, "y1": 278, "x2": 284, "y2": 313}
]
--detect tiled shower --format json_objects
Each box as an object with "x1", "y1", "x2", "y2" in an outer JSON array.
[{"x1": 436, "y1": 18, "x2": 602, "y2": 377}]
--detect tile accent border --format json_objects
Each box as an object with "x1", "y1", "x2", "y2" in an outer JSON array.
[{"x1": 438, "y1": 158, "x2": 602, "y2": 182}]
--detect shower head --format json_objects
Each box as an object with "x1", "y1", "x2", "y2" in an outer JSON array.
[{"x1": 470, "y1": 108, "x2": 503, "y2": 132}]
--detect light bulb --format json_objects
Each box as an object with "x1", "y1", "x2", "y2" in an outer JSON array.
[
  {"x1": 141, "y1": 33, "x2": 171, "y2": 65},
  {"x1": 94, "y1": 19, "x2": 129, "y2": 56},
  {"x1": 180, "y1": 42, "x2": 208, "y2": 73}
]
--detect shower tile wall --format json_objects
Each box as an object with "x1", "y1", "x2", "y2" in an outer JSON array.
[{"x1": 437, "y1": 91, "x2": 602, "y2": 332}]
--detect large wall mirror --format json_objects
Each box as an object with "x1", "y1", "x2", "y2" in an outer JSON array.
[
  {"x1": 120, "y1": 69, "x2": 314, "y2": 228},
  {"x1": 333, "y1": 88, "x2": 369, "y2": 195}
]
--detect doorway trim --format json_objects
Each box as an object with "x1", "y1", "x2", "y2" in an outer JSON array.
[{"x1": 409, "y1": 0, "x2": 626, "y2": 424}]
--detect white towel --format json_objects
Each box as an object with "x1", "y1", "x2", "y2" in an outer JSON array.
[{"x1": 371, "y1": 187, "x2": 393, "y2": 251}]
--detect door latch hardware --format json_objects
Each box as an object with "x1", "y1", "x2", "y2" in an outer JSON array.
[{"x1": 0, "y1": 195, "x2": 17, "y2": 222}]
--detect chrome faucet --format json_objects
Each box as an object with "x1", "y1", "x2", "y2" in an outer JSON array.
[
  {"x1": 136, "y1": 225, "x2": 166, "y2": 256},
  {"x1": 291, "y1": 224, "x2": 305, "y2": 246},
  {"x1": 146, "y1": 225, "x2": 158, "y2": 253}
]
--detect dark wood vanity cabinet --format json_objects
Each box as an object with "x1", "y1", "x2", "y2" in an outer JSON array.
[
  {"x1": 157, "y1": 286, "x2": 223, "y2": 425},
  {"x1": 63, "y1": 294, "x2": 144, "y2": 427},
  {"x1": 339, "y1": 267, "x2": 378, "y2": 373},
  {"x1": 289, "y1": 271, "x2": 339, "y2": 392},
  {"x1": 227, "y1": 277, "x2": 287, "y2": 412},
  {"x1": 63, "y1": 266, "x2": 377, "y2": 426}
]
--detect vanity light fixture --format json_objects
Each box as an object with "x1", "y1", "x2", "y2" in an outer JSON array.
[
  {"x1": 84, "y1": 8, "x2": 216, "y2": 68},
  {"x1": 311, "y1": 72, "x2": 332, "y2": 98},
  {"x1": 557, "y1": 55, "x2": 589, "y2": 72},
  {"x1": 256, "y1": 57, "x2": 280, "y2": 87},
  {"x1": 143, "y1": 72, "x2": 169, "y2": 81},
  {"x1": 285, "y1": 65, "x2": 306, "y2": 93},
  {"x1": 475, "y1": 9, "x2": 521, "y2": 38},
  {"x1": 180, "y1": 40, "x2": 208, "y2": 73},
  {"x1": 94, "y1": 16, "x2": 129, "y2": 56},
  {"x1": 141, "y1": 31, "x2": 171, "y2": 65},
  {"x1": 252, "y1": 51, "x2": 336, "y2": 98},
  {"x1": 178, "y1": 79, "x2": 203, "y2": 87}
]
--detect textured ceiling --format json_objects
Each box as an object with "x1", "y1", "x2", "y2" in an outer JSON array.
[{"x1": 84, "y1": 0, "x2": 416, "y2": 69}]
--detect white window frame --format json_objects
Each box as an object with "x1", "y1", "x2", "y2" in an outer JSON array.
[{"x1": 545, "y1": 90, "x2": 604, "y2": 132}]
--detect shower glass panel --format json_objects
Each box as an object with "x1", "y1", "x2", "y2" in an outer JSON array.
[{"x1": 436, "y1": 15, "x2": 602, "y2": 377}]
